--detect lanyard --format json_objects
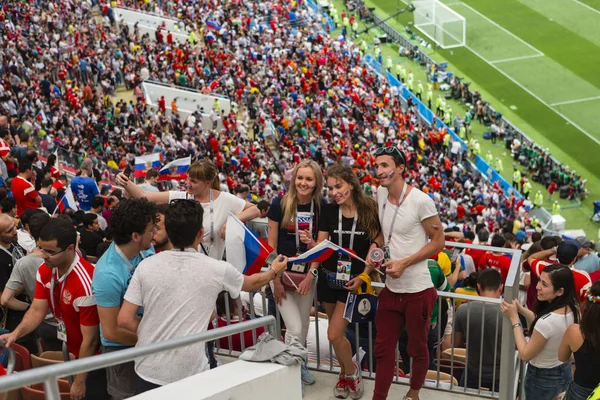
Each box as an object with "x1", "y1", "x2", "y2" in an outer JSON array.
[
  {"x1": 115, "y1": 244, "x2": 136, "y2": 273},
  {"x1": 338, "y1": 206, "x2": 358, "y2": 250},
  {"x1": 0, "y1": 244, "x2": 22, "y2": 266},
  {"x1": 49, "y1": 272, "x2": 66, "y2": 320},
  {"x1": 294, "y1": 200, "x2": 314, "y2": 254},
  {"x1": 114, "y1": 244, "x2": 146, "y2": 273},
  {"x1": 209, "y1": 189, "x2": 215, "y2": 245},
  {"x1": 380, "y1": 183, "x2": 409, "y2": 246},
  {"x1": 0, "y1": 245, "x2": 12, "y2": 259}
]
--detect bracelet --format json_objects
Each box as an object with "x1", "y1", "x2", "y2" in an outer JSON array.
[
  {"x1": 269, "y1": 267, "x2": 279, "y2": 277},
  {"x1": 512, "y1": 322, "x2": 522, "y2": 329}
]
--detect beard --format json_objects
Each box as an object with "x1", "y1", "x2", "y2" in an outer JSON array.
[{"x1": 152, "y1": 237, "x2": 170, "y2": 251}]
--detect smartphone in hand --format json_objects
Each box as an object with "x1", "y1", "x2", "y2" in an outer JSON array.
[{"x1": 123, "y1": 163, "x2": 133, "y2": 180}]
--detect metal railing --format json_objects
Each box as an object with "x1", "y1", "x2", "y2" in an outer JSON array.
[
  {"x1": 216, "y1": 242, "x2": 521, "y2": 400},
  {"x1": 0, "y1": 316, "x2": 277, "y2": 399}
]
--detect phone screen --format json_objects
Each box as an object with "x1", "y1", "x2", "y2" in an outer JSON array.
[
  {"x1": 124, "y1": 164, "x2": 133, "y2": 179},
  {"x1": 450, "y1": 248, "x2": 461, "y2": 263}
]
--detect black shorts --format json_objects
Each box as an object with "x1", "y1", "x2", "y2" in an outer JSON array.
[{"x1": 317, "y1": 268, "x2": 351, "y2": 304}]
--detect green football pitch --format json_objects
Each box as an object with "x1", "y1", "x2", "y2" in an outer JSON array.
[{"x1": 327, "y1": 0, "x2": 600, "y2": 237}]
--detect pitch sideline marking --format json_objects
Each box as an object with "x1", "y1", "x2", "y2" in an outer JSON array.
[
  {"x1": 490, "y1": 54, "x2": 544, "y2": 63},
  {"x1": 450, "y1": 2, "x2": 544, "y2": 56},
  {"x1": 550, "y1": 96, "x2": 600, "y2": 107}
]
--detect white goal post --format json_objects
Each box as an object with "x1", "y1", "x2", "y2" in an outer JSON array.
[{"x1": 412, "y1": 1, "x2": 466, "y2": 49}]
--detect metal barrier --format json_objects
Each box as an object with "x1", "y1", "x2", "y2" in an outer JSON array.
[
  {"x1": 216, "y1": 241, "x2": 521, "y2": 400},
  {"x1": 0, "y1": 316, "x2": 277, "y2": 398}
]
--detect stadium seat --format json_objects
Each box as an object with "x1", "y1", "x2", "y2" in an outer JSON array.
[
  {"x1": 442, "y1": 347, "x2": 466, "y2": 363},
  {"x1": 433, "y1": 358, "x2": 466, "y2": 382},
  {"x1": 21, "y1": 380, "x2": 70, "y2": 400},
  {"x1": 406, "y1": 370, "x2": 458, "y2": 385},
  {"x1": 12, "y1": 343, "x2": 31, "y2": 371},
  {"x1": 30, "y1": 352, "x2": 75, "y2": 369}
]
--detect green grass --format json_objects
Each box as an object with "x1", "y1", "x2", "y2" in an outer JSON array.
[
  {"x1": 516, "y1": 0, "x2": 600, "y2": 48},
  {"x1": 578, "y1": 0, "x2": 600, "y2": 9},
  {"x1": 325, "y1": 0, "x2": 600, "y2": 237}
]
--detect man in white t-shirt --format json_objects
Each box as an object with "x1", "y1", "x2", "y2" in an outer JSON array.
[
  {"x1": 117, "y1": 199, "x2": 288, "y2": 394},
  {"x1": 371, "y1": 146, "x2": 444, "y2": 400}
]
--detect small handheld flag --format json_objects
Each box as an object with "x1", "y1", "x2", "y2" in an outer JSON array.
[{"x1": 226, "y1": 213, "x2": 274, "y2": 275}]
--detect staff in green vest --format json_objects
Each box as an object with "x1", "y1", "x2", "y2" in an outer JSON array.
[
  {"x1": 495, "y1": 157, "x2": 503, "y2": 173},
  {"x1": 427, "y1": 85, "x2": 433, "y2": 109},
  {"x1": 552, "y1": 200, "x2": 561, "y2": 215},
  {"x1": 395, "y1": 64, "x2": 402, "y2": 82},
  {"x1": 534, "y1": 190, "x2": 543, "y2": 208},
  {"x1": 416, "y1": 81, "x2": 423, "y2": 100},
  {"x1": 512, "y1": 169, "x2": 521, "y2": 191},
  {"x1": 522, "y1": 179, "x2": 532, "y2": 199}
]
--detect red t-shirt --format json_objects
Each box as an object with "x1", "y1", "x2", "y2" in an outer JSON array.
[
  {"x1": 478, "y1": 253, "x2": 512, "y2": 281},
  {"x1": 466, "y1": 247, "x2": 487, "y2": 269},
  {"x1": 530, "y1": 259, "x2": 592, "y2": 304},
  {"x1": 34, "y1": 255, "x2": 100, "y2": 358},
  {"x1": 217, "y1": 318, "x2": 265, "y2": 352},
  {"x1": 0, "y1": 139, "x2": 14, "y2": 170},
  {"x1": 11, "y1": 176, "x2": 39, "y2": 217}
]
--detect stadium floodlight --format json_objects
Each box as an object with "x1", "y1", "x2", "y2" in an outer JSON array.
[{"x1": 412, "y1": 0, "x2": 466, "y2": 49}]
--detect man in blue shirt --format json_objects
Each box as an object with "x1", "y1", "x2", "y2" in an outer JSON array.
[
  {"x1": 92, "y1": 198, "x2": 157, "y2": 399},
  {"x1": 574, "y1": 236, "x2": 599, "y2": 274},
  {"x1": 70, "y1": 159, "x2": 99, "y2": 211}
]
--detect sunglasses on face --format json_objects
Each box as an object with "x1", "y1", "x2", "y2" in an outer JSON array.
[{"x1": 374, "y1": 146, "x2": 406, "y2": 165}]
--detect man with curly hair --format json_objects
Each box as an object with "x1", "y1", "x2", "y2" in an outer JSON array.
[{"x1": 91, "y1": 198, "x2": 157, "y2": 400}]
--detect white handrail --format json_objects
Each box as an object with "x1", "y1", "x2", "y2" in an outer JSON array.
[{"x1": 0, "y1": 316, "x2": 277, "y2": 398}]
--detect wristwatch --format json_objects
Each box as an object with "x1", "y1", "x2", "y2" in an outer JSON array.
[{"x1": 309, "y1": 268, "x2": 318, "y2": 278}]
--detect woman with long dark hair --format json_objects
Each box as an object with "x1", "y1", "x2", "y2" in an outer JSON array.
[
  {"x1": 501, "y1": 264, "x2": 580, "y2": 400},
  {"x1": 302, "y1": 164, "x2": 382, "y2": 399},
  {"x1": 559, "y1": 281, "x2": 600, "y2": 400}
]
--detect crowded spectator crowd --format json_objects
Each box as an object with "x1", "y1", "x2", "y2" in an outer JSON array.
[{"x1": 0, "y1": 0, "x2": 597, "y2": 400}]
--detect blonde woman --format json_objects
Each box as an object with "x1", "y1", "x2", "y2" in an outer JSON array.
[
  {"x1": 267, "y1": 160, "x2": 325, "y2": 386},
  {"x1": 305, "y1": 164, "x2": 382, "y2": 399},
  {"x1": 116, "y1": 159, "x2": 259, "y2": 260}
]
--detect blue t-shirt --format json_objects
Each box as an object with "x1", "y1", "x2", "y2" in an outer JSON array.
[
  {"x1": 92, "y1": 242, "x2": 155, "y2": 347},
  {"x1": 70, "y1": 176, "x2": 99, "y2": 211}
]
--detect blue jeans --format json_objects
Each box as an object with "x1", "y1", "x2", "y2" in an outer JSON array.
[
  {"x1": 566, "y1": 381, "x2": 594, "y2": 400},
  {"x1": 524, "y1": 363, "x2": 571, "y2": 400}
]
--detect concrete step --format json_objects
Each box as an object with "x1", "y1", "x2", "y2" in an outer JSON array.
[{"x1": 305, "y1": 370, "x2": 489, "y2": 400}]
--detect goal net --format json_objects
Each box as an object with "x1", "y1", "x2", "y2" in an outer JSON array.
[{"x1": 412, "y1": 1, "x2": 466, "y2": 49}]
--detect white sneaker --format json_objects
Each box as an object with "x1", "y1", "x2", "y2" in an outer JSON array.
[
  {"x1": 346, "y1": 363, "x2": 364, "y2": 400},
  {"x1": 333, "y1": 373, "x2": 349, "y2": 399}
]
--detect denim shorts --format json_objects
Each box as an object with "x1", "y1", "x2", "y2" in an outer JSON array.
[
  {"x1": 566, "y1": 380, "x2": 594, "y2": 400},
  {"x1": 524, "y1": 363, "x2": 571, "y2": 400}
]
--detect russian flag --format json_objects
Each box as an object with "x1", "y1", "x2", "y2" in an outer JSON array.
[
  {"x1": 288, "y1": 240, "x2": 338, "y2": 264},
  {"x1": 56, "y1": 187, "x2": 78, "y2": 214},
  {"x1": 226, "y1": 214, "x2": 274, "y2": 275},
  {"x1": 206, "y1": 20, "x2": 221, "y2": 30},
  {"x1": 158, "y1": 156, "x2": 191, "y2": 181},
  {"x1": 134, "y1": 153, "x2": 162, "y2": 178}
]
